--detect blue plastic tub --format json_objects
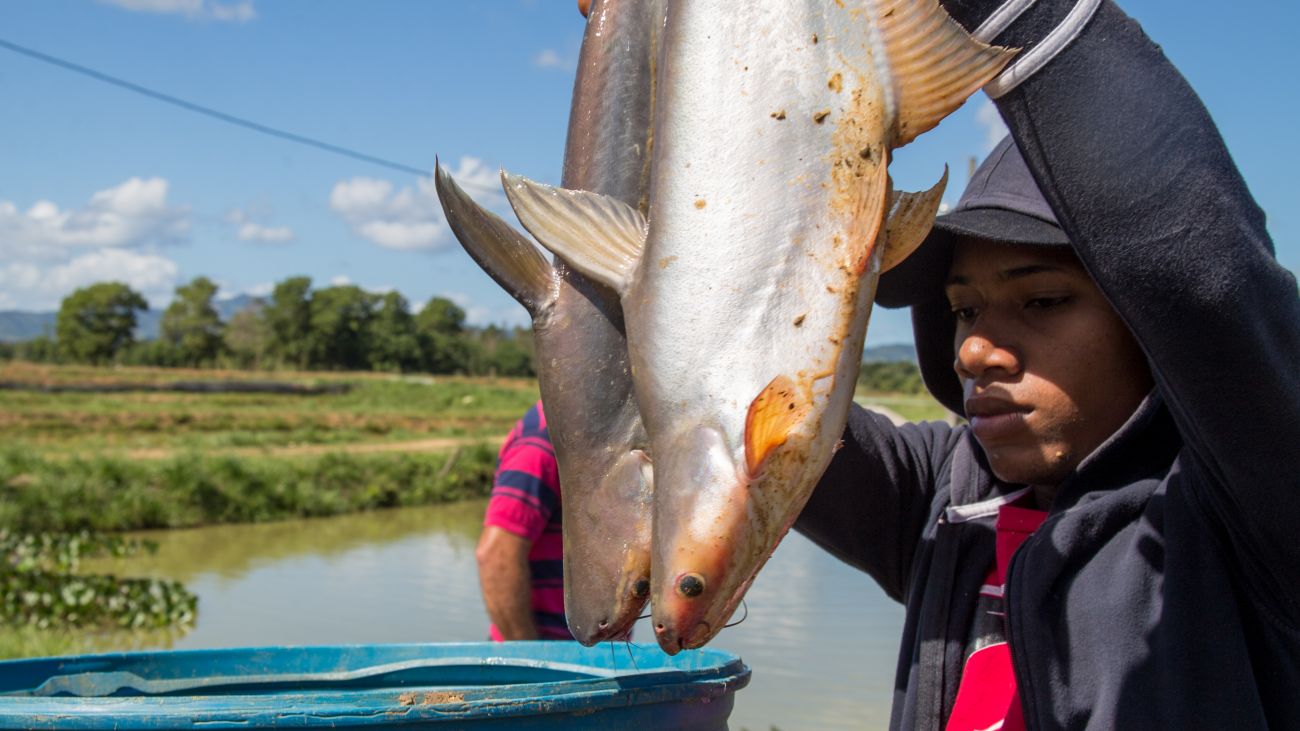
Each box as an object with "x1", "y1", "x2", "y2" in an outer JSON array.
[{"x1": 0, "y1": 642, "x2": 750, "y2": 730}]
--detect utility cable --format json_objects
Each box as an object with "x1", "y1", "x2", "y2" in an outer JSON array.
[{"x1": 0, "y1": 35, "x2": 497, "y2": 191}]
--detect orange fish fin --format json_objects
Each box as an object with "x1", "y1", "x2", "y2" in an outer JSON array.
[
  {"x1": 882, "y1": 166, "x2": 949, "y2": 272},
  {"x1": 874, "y1": 0, "x2": 1017, "y2": 147},
  {"x1": 744, "y1": 375, "x2": 809, "y2": 477},
  {"x1": 847, "y1": 161, "x2": 891, "y2": 276}
]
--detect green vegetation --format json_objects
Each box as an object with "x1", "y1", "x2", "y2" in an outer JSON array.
[
  {"x1": 1, "y1": 531, "x2": 195, "y2": 631},
  {"x1": 11, "y1": 276, "x2": 538, "y2": 376},
  {"x1": 55, "y1": 282, "x2": 148, "y2": 365},
  {"x1": 0, "y1": 445, "x2": 497, "y2": 533},
  {"x1": 855, "y1": 359, "x2": 951, "y2": 422},
  {"x1": 0, "y1": 362, "x2": 537, "y2": 455},
  {"x1": 857, "y1": 360, "x2": 925, "y2": 394},
  {"x1": 856, "y1": 394, "x2": 950, "y2": 423}
]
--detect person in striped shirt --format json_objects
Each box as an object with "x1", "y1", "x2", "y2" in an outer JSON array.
[{"x1": 475, "y1": 401, "x2": 573, "y2": 641}]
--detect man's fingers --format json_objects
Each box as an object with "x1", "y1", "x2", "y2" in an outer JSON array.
[{"x1": 578, "y1": 0, "x2": 592, "y2": 18}]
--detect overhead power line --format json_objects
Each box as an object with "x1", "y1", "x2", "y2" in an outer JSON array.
[{"x1": 0, "y1": 35, "x2": 495, "y2": 191}]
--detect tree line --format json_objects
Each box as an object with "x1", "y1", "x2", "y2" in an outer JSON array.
[
  {"x1": 1, "y1": 276, "x2": 927, "y2": 390},
  {"x1": 0, "y1": 277, "x2": 537, "y2": 376}
]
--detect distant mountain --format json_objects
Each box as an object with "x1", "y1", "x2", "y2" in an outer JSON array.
[
  {"x1": 861, "y1": 343, "x2": 917, "y2": 364},
  {"x1": 0, "y1": 311, "x2": 56, "y2": 342},
  {"x1": 0, "y1": 294, "x2": 263, "y2": 343}
]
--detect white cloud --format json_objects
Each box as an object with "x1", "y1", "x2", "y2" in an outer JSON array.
[
  {"x1": 329, "y1": 275, "x2": 352, "y2": 287},
  {"x1": 0, "y1": 178, "x2": 190, "y2": 311},
  {"x1": 533, "y1": 49, "x2": 569, "y2": 69},
  {"x1": 236, "y1": 222, "x2": 293, "y2": 243},
  {"x1": 0, "y1": 177, "x2": 189, "y2": 261},
  {"x1": 976, "y1": 100, "x2": 1009, "y2": 152},
  {"x1": 97, "y1": 0, "x2": 256, "y2": 22},
  {"x1": 225, "y1": 206, "x2": 294, "y2": 243},
  {"x1": 0, "y1": 249, "x2": 179, "y2": 311},
  {"x1": 329, "y1": 156, "x2": 500, "y2": 252}
]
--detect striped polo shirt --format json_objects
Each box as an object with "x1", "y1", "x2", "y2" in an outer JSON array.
[{"x1": 484, "y1": 401, "x2": 572, "y2": 641}]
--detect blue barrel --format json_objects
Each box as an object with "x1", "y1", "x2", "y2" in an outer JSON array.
[{"x1": 0, "y1": 642, "x2": 750, "y2": 730}]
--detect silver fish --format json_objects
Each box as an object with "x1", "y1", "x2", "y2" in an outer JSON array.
[
  {"x1": 504, "y1": 0, "x2": 1012, "y2": 652},
  {"x1": 435, "y1": 0, "x2": 666, "y2": 645}
]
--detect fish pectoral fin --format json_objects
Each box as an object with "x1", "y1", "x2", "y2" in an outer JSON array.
[
  {"x1": 847, "y1": 161, "x2": 892, "y2": 276},
  {"x1": 882, "y1": 166, "x2": 949, "y2": 272},
  {"x1": 435, "y1": 161, "x2": 555, "y2": 316},
  {"x1": 876, "y1": 0, "x2": 1017, "y2": 147},
  {"x1": 744, "y1": 375, "x2": 810, "y2": 477},
  {"x1": 501, "y1": 171, "x2": 647, "y2": 296}
]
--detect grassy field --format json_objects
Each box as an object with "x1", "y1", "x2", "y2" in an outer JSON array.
[
  {"x1": 0, "y1": 362, "x2": 539, "y2": 456},
  {"x1": 855, "y1": 391, "x2": 952, "y2": 423}
]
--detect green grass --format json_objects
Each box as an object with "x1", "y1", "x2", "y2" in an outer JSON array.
[
  {"x1": 0, "y1": 363, "x2": 538, "y2": 455},
  {"x1": 0, "y1": 445, "x2": 498, "y2": 533},
  {"x1": 854, "y1": 391, "x2": 952, "y2": 423}
]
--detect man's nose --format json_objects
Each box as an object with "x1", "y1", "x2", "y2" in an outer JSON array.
[{"x1": 954, "y1": 329, "x2": 1021, "y2": 381}]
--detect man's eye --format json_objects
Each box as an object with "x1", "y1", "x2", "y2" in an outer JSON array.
[
  {"x1": 1026, "y1": 296, "x2": 1070, "y2": 310},
  {"x1": 951, "y1": 306, "x2": 977, "y2": 322}
]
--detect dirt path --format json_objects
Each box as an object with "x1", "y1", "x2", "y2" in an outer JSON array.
[{"x1": 121, "y1": 435, "x2": 494, "y2": 461}]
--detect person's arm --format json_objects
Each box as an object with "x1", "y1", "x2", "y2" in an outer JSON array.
[
  {"x1": 476, "y1": 526, "x2": 540, "y2": 640},
  {"x1": 959, "y1": 0, "x2": 1300, "y2": 616},
  {"x1": 478, "y1": 410, "x2": 560, "y2": 639},
  {"x1": 796, "y1": 405, "x2": 961, "y2": 602}
]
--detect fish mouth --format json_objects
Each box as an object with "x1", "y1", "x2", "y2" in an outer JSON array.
[
  {"x1": 654, "y1": 620, "x2": 712, "y2": 655},
  {"x1": 578, "y1": 597, "x2": 646, "y2": 645}
]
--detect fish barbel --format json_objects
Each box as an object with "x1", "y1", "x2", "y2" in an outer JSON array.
[
  {"x1": 435, "y1": 0, "x2": 666, "y2": 645},
  {"x1": 504, "y1": 0, "x2": 1013, "y2": 653}
]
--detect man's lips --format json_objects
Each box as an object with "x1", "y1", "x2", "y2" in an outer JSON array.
[{"x1": 965, "y1": 396, "x2": 1032, "y2": 441}]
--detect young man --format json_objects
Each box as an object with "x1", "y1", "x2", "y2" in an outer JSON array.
[
  {"x1": 475, "y1": 401, "x2": 573, "y2": 641},
  {"x1": 795, "y1": 0, "x2": 1300, "y2": 729}
]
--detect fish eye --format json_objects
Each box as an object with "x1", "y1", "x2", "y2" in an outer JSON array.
[
  {"x1": 676, "y1": 573, "x2": 706, "y2": 599},
  {"x1": 633, "y1": 578, "x2": 651, "y2": 599}
]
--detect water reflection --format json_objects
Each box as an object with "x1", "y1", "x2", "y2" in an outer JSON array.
[{"x1": 76, "y1": 501, "x2": 902, "y2": 731}]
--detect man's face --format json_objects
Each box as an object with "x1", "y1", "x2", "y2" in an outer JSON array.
[{"x1": 944, "y1": 239, "x2": 1152, "y2": 488}]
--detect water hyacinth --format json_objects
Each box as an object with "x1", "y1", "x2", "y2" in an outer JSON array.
[{"x1": 0, "y1": 529, "x2": 196, "y2": 630}]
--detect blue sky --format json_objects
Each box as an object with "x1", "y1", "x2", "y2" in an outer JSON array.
[{"x1": 0, "y1": 0, "x2": 1294, "y2": 346}]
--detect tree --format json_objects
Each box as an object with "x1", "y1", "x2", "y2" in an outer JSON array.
[
  {"x1": 8, "y1": 336, "x2": 57, "y2": 363},
  {"x1": 261, "y1": 276, "x2": 313, "y2": 369},
  {"x1": 466, "y1": 325, "x2": 535, "y2": 377},
  {"x1": 160, "y1": 276, "x2": 224, "y2": 366},
  {"x1": 369, "y1": 292, "x2": 422, "y2": 372},
  {"x1": 55, "y1": 282, "x2": 148, "y2": 364},
  {"x1": 415, "y1": 297, "x2": 469, "y2": 374},
  {"x1": 857, "y1": 360, "x2": 925, "y2": 394},
  {"x1": 224, "y1": 304, "x2": 269, "y2": 369},
  {"x1": 307, "y1": 285, "x2": 377, "y2": 370}
]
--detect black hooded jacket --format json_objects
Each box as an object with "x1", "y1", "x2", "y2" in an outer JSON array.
[{"x1": 795, "y1": 1, "x2": 1300, "y2": 728}]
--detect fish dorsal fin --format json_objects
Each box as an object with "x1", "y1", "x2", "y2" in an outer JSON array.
[
  {"x1": 882, "y1": 166, "x2": 949, "y2": 272},
  {"x1": 435, "y1": 162, "x2": 556, "y2": 317},
  {"x1": 874, "y1": 0, "x2": 1018, "y2": 147},
  {"x1": 744, "y1": 375, "x2": 810, "y2": 478},
  {"x1": 501, "y1": 171, "x2": 647, "y2": 296}
]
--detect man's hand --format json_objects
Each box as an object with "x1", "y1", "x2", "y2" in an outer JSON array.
[{"x1": 476, "y1": 526, "x2": 540, "y2": 640}]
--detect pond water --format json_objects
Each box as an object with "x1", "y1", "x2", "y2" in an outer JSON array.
[{"x1": 80, "y1": 501, "x2": 904, "y2": 730}]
